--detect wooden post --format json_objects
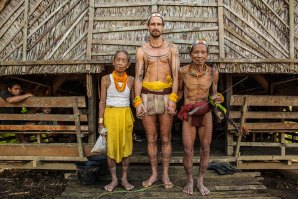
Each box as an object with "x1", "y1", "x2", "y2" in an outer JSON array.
[
  {"x1": 234, "y1": 97, "x2": 249, "y2": 158},
  {"x1": 87, "y1": 74, "x2": 96, "y2": 144},
  {"x1": 289, "y1": 0, "x2": 295, "y2": 70},
  {"x1": 218, "y1": 0, "x2": 225, "y2": 59},
  {"x1": 289, "y1": 0, "x2": 295, "y2": 58},
  {"x1": 86, "y1": 0, "x2": 95, "y2": 71},
  {"x1": 22, "y1": 0, "x2": 29, "y2": 63},
  {"x1": 151, "y1": 0, "x2": 157, "y2": 13},
  {"x1": 73, "y1": 97, "x2": 84, "y2": 158},
  {"x1": 225, "y1": 74, "x2": 233, "y2": 156},
  {"x1": 281, "y1": 133, "x2": 286, "y2": 156}
]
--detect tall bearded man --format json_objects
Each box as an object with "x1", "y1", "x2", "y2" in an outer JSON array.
[
  {"x1": 134, "y1": 13, "x2": 180, "y2": 188},
  {"x1": 178, "y1": 37, "x2": 222, "y2": 195}
]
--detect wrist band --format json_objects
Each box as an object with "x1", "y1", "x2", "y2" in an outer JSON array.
[
  {"x1": 133, "y1": 96, "x2": 143, "y2": 108},
  {"x1": 168, "y1": 92, "x2": 178, "y2": 103},
  {"x1": 98, "y1": 118, "x2": 103, "y2": 124}
]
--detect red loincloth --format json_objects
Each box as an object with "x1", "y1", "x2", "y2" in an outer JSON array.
[{"x1": 177, "y1": 101, "x2": 210, "y2": 126}]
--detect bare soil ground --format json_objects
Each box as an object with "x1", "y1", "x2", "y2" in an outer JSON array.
[
  {"x1": 0, "y1": 168, "x2": 297, "y2": 199},
  {"x1": 261, "y1": 170, "x2": 298, "y2": 199}
]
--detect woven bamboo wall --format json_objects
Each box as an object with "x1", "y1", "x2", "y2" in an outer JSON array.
[{"x1": 0, "y1": 0, "x2": 297, "y2": 75}]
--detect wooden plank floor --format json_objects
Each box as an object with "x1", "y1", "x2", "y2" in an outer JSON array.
[{"x1": 57, "y1": 165, "x2": 279, "y2": 199}]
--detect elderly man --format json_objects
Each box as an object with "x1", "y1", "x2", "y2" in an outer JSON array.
[
  {"x1": 178, "y1": 37, "x2": 222, "y2": 195},
  {"x1": 134, "y1": 12, "x2": 180, "y2": 188}
]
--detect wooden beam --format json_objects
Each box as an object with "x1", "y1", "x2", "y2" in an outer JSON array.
[
  {"x1": 93, "y1": 39, "x2": 218, "y2": 46},
  {"x1": 228, "y1": 123, "x2": 298, "y2": 131},
  {"x1": 1, "y1": 59, "x2": 297, "y2": 66},
  {"x1": 0, "y1": 96, "x2": 86, "y2": 108},
  {"x1": 230, "y1": 111, "x2": 298, "y2": 119},
  {"x1": 230, "y1": 95, "x2": 298, "y2": 106},
  {"x1": 232, "y1": 142, "x2": 298, "y2": 148},
  {"x1": 0, "y1": 162, "x2": 77, "y2": 170},
  {"x1": 94, "y1": 2, "x2": 218, "y2": 8},
  {"x1": 92, "y1": 16, "x2": 218, "y2": 23},
  {"x1": 93, "y1": 26, "x2": 218, "y2": 34},
  {"x1": 0, "y1": 113, "x2": 88, "y2": 122},
  {"x1": 237, "y1": 155, "x2": 298, "y2": 161},
  {"x1": 0, "y1": 124, "x2": 88, "y2": 131},
  {"x1": 237, "y1": 162, "x2": 298, "y2": 170},
  {"x1": 0, "y1": 144, "x2": 93, "y2": 157}
]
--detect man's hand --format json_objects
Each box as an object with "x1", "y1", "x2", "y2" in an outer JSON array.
[
  {"x1": 212, "y1": 93, "x2": 224, "y2": 104},
  {"x1": 167, "y1": 100, "x2": 177, "y2": 115},
  {"x1": 136, "y1": 103, "x2": 146, "y2": 118}
]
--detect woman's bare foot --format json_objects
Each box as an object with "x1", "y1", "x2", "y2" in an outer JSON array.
[
  {"x1": 121, "y1": 179, "x2": 134, "y2": 191},
  {"x1": 183, "y1": 180, "x2": 194, "y2": 195},
  {"x1": 197, "y1": 182, "x2": 210, "y2": 196},
  {"x1": 104, "y1": 180, "x2": 118, "y2": 192},
  {"x1": 162, "y1": 175, "x2": 173, "y2": 189},
  {"x1": 142, "y1": 175, "x2": 158, "y2": 187}
]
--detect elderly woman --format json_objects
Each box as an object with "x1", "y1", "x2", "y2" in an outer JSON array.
[{"x1": 98, "y1": 50, "x2": 135, "y2": 192}]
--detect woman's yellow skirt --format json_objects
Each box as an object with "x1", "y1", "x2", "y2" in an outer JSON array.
[{"x1": 104, "y1": 106, "x2": 134, "y2": 163}]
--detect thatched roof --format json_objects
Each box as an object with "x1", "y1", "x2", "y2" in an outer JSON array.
[{"x1": 0, "y1": 0, "x2": 297, "y2": 75}]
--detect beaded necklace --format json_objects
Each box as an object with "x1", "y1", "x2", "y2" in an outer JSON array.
[
  {"x1": 112, "y1": 71, "x2": 127, "y2": 92},
  {"x1": 189, "y1": 64, "x2": 207, "y2": 78}
]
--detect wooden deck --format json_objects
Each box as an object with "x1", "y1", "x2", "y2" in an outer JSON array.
[{"x1": 57, "y1": 165, "x2": 279, "y2": 199}]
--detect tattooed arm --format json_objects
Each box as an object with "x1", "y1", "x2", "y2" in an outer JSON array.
[
  {"x1": 134, "y1": 47, "x2": 146, "y2": 117},
  {"x1": 134, "y1": 47, "x2": 145, "y2": 98},
  {"x1": 211, "y1": 68, "x2": 220, "y2": 102},
  {"x1": 167, "y1": 44, "x2": 180, "y2": 114},
  {"x1": 170, "y1": 44, "x2": 180, "y2": 95}
]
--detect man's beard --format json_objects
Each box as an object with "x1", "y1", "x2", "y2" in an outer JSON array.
[{"x1": 150, "y1": 31, "x2": 161, "y2": 38}]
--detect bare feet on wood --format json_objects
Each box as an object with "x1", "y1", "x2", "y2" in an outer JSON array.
[
  {"x1": 162, "y1": 175, "x2": 173, "y2": 189},
  {"x1": 142, "y1": 175, "x2": 158, "y2": 188},
  {"x1": 197, "y1": 182, "x2": 210, "y2": 196},
  {"x1": 183, "y1": 180, "x2": 194, "y2": 195},
  {"x1": 121, "y1": 179, "x2": 134, "y2": 191},
  {"x1": 104, "y1": 180, "x2": 118, "y2": 192}
]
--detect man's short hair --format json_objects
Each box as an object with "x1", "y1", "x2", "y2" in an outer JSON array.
[
  {"x1": 7, "y1": 80, "x2": 21, "y2": 89},
  {"x1": 147, "y1": 12, "x2": 165, "y2": 26}
]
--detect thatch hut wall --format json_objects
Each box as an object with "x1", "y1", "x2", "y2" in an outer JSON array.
[{"x1": 0, "y1": 0, "x2": 297, "y2": 76}]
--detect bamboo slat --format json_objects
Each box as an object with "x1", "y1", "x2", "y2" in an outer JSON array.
[
  {"x1": 224, "y1": 5, "x2": 289, "y2": 57},
  {"x1": 45, "y1": 9, "x2": 88, "y2": 59}
]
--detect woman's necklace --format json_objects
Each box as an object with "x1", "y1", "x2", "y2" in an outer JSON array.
[
  {"x1": 189, "y1": 64, "x2": 207, "y2": 78},
  {"x1": 112, "y1": 71, "x2": 127, "y2": 92}
]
